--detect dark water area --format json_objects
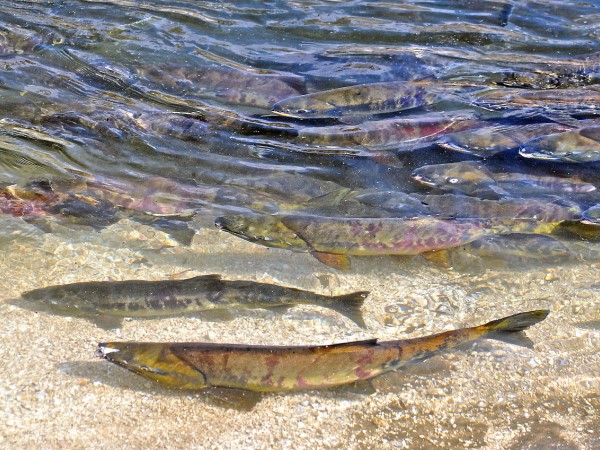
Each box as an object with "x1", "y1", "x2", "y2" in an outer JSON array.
[{"x1": 0, "y1": 1, "x2": 599, "y2": 449}]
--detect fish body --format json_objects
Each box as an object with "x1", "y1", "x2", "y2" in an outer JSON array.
[
  {"x1": 20, "y1": 275, "x2": 368, "y2": 328},
  {"x1": 0, "y1": 181, "x2": 119, "y2": 228},
  {"x1": 350, "y1": 189, "x2": 430, "y2": 217},
  {"x1": 297, "y1": 113, "x2": 477, "y2": 150},
  {"x1": 458, "y1": 234, "x2": 573, "y2": 261},
  {"x1": 0, "y1": 27, "x2": 64, "y2": 55},
  {"x1": 282, "y1": 215, "x2": 557, "y2": 255},
  {"x1": 271, "y1": 81, "x2": 444, "y2": 119},
  {"x1": 520, "y1": 126, "x2": 600, "y2": 163},
  {"x1": 84, "y1": 175, "x2": 288, "y2": 216},
  {"x1": 429, "y1": 234, "x2": 575, "y2": 270},
  {"x1": 438, "y1": 123, "x2": 573, "y2": 157},
  {"x1": 472, "y1": 86, "x2": 600, "y2": 114},
  {"x1": 415, "y1": 194, "x2": 583, "y2": 222},
  {"x1": 96, "y1": 310, "x2": 549, "y2": 392},
  {"x1": 495, "y1": 172, "x2": 597, "y2": 194},
  {"x1": 412, "y1": 161, "x2": 596, "y2": 197},
  {"x1": 497, "y1": 67, "x2": 600, "y2": 90},
  {"x1": 138, "y1": 64, "x2": 305, "y2": 109},
  {"x1": 0, "y1": 183, "x2": 60, "y2": 217},
  {"x1": 224, "y1": 173, "x2": 344, "y2": 204}
]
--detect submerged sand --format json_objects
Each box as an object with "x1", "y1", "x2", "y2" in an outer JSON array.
[{"x1": 0, "y1": 218, "x2": 598, "y2": 449}]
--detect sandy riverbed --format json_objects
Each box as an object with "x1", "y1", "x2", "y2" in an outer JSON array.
[{"x1": 0, "y1": 219, "x2": 598, "y2": 449}]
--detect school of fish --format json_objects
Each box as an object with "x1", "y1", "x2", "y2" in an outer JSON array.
[{"x1": 5, "y1": 7, "x2": 600, "y2": 408}]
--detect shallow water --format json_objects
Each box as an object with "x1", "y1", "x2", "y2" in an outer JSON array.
[{"x1": 0, "y1": 1, "x2": 599, "y2": 448}]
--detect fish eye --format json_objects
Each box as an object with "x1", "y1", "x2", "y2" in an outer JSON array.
[
  {"x1": 447, "y1": 177, "x2": 460, "y2": 184},
  {"x1": 140, "y1": 365, "x2": 169, "y2": 375}
]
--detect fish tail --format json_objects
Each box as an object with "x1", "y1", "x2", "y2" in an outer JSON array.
[
  {"x1": 479, "y1": 310, "x2": 550, "y2": 334},
  {"x1": 327, "y1": 291, "x2": 369, "y2": 328}
]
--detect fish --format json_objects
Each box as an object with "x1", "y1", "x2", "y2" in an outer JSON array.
[
  {"x1": 496, "y1": 68, "x2": 598, "y2": 90},
  {"x1": 296, "y1": 112, "x2": 478, "y2": 150},
  {"x1": 0, "y1": 26, "x2": 64, "y2": 55},
  {"x1": 519, "y1": 125, "x2": 600, "y2": 163},
  {"x1": 471, "y1": 86, "x2": 600, "y2": 116},
  {"x1": 582, "y1": 204, "x2": 600, "y2": 224},
  {"x1": 414, "y1": 194, "x2": 583, "y2": 222},
  {"x1": 271, "y1": 81, "x2": 447, "y2": 119},
  {"x1": 137, "y1": 64, "x2": 305, "y2": 109},
  {"x1": 412, "y1": 161, "x2": 509, "y2": 199},
  {"x1": 437, "y1": 123, "x2": 573, "y2": 158},
  {"x1": 0, "y1": 181, "x2": 120, "y2": 229},
  {"x1": 425, "y1": 234, "x2": 575, "y2": 270},
  {"x1": 349, "y1": 189, "x2": 430, "y2": 217},
  {"x1": 215, "y1": 214, "x2": 559, "y2": 269},
  {"x1": 95, "y1": 310, "x2": 549, "y2": 396},
  {"x1": 494, "y1": 172, "x2": 597, "y2": 194},
  {"x1": 412, "y1": 161, "x2": 596, "y2": 198},
  {"x1": 19, "y1": 274, "x2": 368, "y2": 329}
]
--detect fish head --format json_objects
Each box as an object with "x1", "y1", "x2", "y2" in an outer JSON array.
[
  {"x1": 20, "y1": 285, "x2": 94, "y2": 316},
  {"x1": 215, "y1": 214, "x2": 309, "y2": 250},
  {"x1": 518, "y1": 135, "x2": 563, "y2": 161},
  {"x1": 583, "y1": 205, "x2": 600, "y2": 224},
  {"x1": 96, "y1": 342, "x2": 208, "y2": 389},
  {"x1": 520, "y1": 127, "x2": 600, "y2": 163},
  {"x1": 412, "y1": 161, "x2": 495, "y2": 193},
  {"x1": 271, "y1": 96, "x2": 333, "y2": 119}
]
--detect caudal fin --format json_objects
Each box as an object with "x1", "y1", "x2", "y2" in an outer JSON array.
[
  {"x1": 328, "y1": 291, "x2": 369, "y2": 329},
  {"x1": 481, "y1": 310, "x2": 550, "y2": 333}
]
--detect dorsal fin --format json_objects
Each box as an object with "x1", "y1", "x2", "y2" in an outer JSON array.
[
  {"x1": 316, "y1": 338, "x2": 378, "y2": 353},
  {"x1": 185, "y1": 274, "x2": 222, "y2": 282}
]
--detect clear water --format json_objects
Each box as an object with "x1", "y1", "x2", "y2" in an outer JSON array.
[{"x1": 0, "y1": 1, "x2": 598, "y2": 448}]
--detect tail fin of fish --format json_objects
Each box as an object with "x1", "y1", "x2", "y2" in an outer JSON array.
[
  {"x1": 327, "y1": 291, "x2": 369, "y2": 329},
  {"x1": 480, "y1": 310, "x2": 550, "y2": 334}
]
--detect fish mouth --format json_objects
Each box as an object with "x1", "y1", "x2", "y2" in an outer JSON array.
[
  {"x1": 518, "y1": 149, "x2": 560, "y2": 161},
  {"x1": 95, "y1": 343, "x2": 121, "y2": 359},
  {"x1": 436, "y1": 140, "x2": 472, "y2": 154},
  {"x1": 215, "y1": 216, "x2": 246, "y2": 238},
  {"x1": 214, "y1": 216, "x2": 228, "y2": 231},
  {"x1": 96, "y1": 343, "x2": 171, "y2": 376},
  {"x1": 215, "y1": 216, "x2": 262, "y2": 244},
  {"x1": 412, "y1": 174, "x2": 436, "y2": 186}
]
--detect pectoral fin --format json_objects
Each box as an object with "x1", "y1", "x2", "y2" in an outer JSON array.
[
  {"x1": 311, "y1": 251, "x2": 351, "y2": 270},
  {"x1": 422, "y1": 250, "x2": 451, "y2": 268},
  {"x1": 340, "y1": 379, "x2": 377, "y2": 396},
  {"x1": 187, "y1": 309, "x2": 235, "y2": 322},
  {"x1": 91, "y1": 315, "x2": 124, "y2": 330},
  {"x1": 205, "y1": 387, "x2": 262, "y2": 411}
]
